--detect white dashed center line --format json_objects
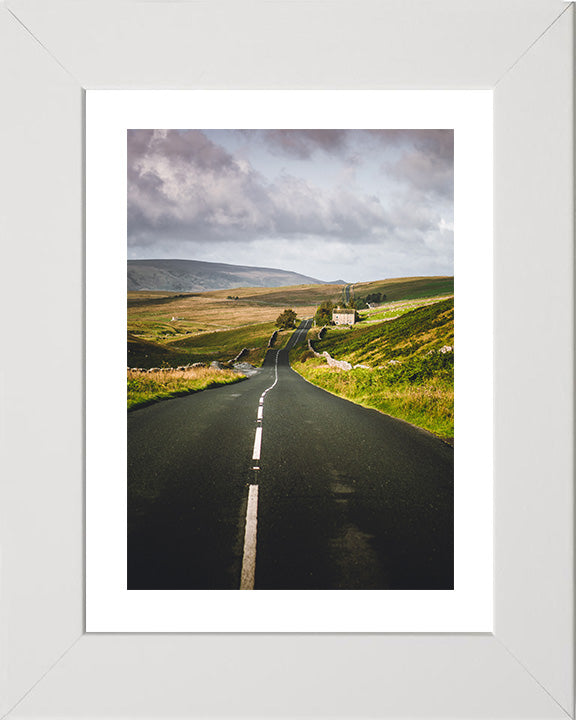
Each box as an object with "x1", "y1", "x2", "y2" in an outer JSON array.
[
  {"x1": 240, "y1": 484, "x2": 258, "y2": 590},
  {"x1": 239, "y1": 348, "x2": 280, "y2": 589},
  {"x1": 252, "y1": 426, "x2": 263, "y2": 462},
  {"x1": 239, "y1": 323, "x2": 310, "y2": 590}
]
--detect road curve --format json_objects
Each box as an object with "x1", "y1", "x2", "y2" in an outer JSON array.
[
  {"x1": 128, "y1": 320, "x2": 453, "y2": 590},
  {"x1": 343, "y1": 283, "x2": 353, "y2": 304}
]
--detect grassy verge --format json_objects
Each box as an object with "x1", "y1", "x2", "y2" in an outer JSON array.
[
  {"x1": 128, "y1": 367, "x2": 245, "y2": 410},
  {"x1": 294, "y1": 361, "x2": 453, "y2": 440},
  {"x1": 291, "y1": 349, "x2": 454, "y2": 441}
]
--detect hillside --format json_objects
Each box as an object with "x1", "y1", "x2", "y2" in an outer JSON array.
[
  {"x1": 127, "y1": 276, "x2": 454, "y2": 385},
  {"x1": 292, "y1": 298, "x2": 454, "y2": 440},
  {"x1": 167, "y1": 322, "x2": 290, "y2": 367},
  {"x1": 127, "y1": 284, "x2": 322, "y2": 349},
  {"x1": 128, "y1": 332, "x2": 183, "y2": 368},
  {"x1": 316, "y1": 298, "x2": 454, "y2": 366},
  {"x1": 128, "y1": 322, "x2": 294, "y2": 369},
  {"x1": 127, "y1": 258, "x2": 328, "y2": 292},
  {"x1": 349, "y1": 276, "x2": 453, "y2": 303}
]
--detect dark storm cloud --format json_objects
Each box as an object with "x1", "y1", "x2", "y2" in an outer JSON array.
[
  {"x1": 128, "y1": 129, "x2": 273, "y2": 245},
  {"x1": 128, "y1": 128, "x2": 236, "y2": 169},
  {"x1": 127, "y1": 128, "x2": 453, "y2": 281},
  {"x1": 262, "y1": 129, "x2": 348, "y2": 159},
  {"x1": 255, "y1": 129, "x2": 453, "y2": 199},
  {"x1": 128, "y1": 129, "x2": 399, "y2": 247},
  {"x1": 373, "y1": 130, "x2": 454, "y2": 198},
  {"x1": 256, "y1": 128, "x2": 452, "y2": 163},
  {"x1": 392, "y1": 148, "x2": 453, "y2": 197},
  {"x1": 367, "y1": 129, "x2": 453, "y2": 160}
]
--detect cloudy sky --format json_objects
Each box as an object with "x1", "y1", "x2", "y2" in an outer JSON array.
[{"x1": 127, "y1": 129, "x2": 453, "y2": 283}]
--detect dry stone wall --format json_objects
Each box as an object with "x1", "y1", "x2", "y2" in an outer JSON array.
[
  {"x1": 308, "y1": 338, "x2": 353, "y2": 371},
  {"x1": 268, "y1": 330, "x2": 278, "y2": 348}
]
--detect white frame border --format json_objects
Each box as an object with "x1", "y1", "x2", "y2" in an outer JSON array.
[{"x1": 86, "y1": 90, "x2": 493, "y2": 634}]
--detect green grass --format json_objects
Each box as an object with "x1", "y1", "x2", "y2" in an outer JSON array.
[
  {"x1": 127, "y1": 286, "x2": 321, "y2": 344},
  {"x1": 357, "y1": 296, "x2": 451, "y2": 324},
  {"x1": 126, "y1": 276, "x2": 453, "y2": 369},
  {"x1": 128, "y1": 333, "x2": 176, "y2": 368},
  {"x1": 351, "y1": 276, "x2": 453, "y2": 303},
  {"x1": 295, "y1": 361, "x2": 454, "y2": 439},
  {"x1": 168, "y1": 322, "x2": 292, "y2": 366},
  {"x1": 127, "y1": 367, "x2": 245, "y2": 410},
  {"x1": 128, "y1": 323, "x2": 292, "y2": 369},
  {"x1": 292, "y1": 298, "x2": 454, "y2": 440},
  {"x1": 317, "y1": 298, "x2": 454, "y2": 365},
  {"x1": 236, "y1": 284, "x2": 344, "y2": 306}
]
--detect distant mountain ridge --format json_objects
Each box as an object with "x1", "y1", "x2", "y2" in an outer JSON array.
[{"x1": 127, "y1": 259, "x2": 329, "y2": 292}]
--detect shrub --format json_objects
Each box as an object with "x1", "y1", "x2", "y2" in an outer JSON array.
[{"x1": 275, "y1": 309, "x2": 298, "y2": 329}]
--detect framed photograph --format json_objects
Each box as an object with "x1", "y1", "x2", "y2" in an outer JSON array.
[{"x1": 1, "y1": 1, "x2": 573, "y2": 718}]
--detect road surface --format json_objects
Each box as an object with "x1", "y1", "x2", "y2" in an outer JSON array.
[
  {"x1": 343, "y1": 283, "x2": 353, "y2": 304},
  {"x1": 128, "y1": 320, "x2": 453, "y2": 590}
]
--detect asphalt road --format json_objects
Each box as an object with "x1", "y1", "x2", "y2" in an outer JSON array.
[{"x1": 128, "y1": 320, "x2": 453, "y2": 590}]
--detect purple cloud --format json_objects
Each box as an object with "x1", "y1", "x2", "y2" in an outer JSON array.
[
  {"x1": 262, "y1": 129, "x2": 348, "y2": 159},
  {"x1": 128, "y1": 129, "x2": 401, "y2": 245},
  {"x1": 127, "y1": 128, "x2": 453, "y2": 279}
]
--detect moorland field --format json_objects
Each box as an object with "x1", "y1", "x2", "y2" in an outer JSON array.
[{"x1": 127, "y1": 276, "x2": 454, "y2": 438}]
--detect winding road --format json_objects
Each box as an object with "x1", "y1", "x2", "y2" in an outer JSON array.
[
  {"x1": 128, "y1": 320, "x2": 453, "y2": 590},
  {"x1": 343, "y1": 283, "x2": 353, "y2": 304}
]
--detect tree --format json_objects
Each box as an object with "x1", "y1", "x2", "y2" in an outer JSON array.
[
  {"x1": 314, "y1": 300, "x2": 334, "y2": 326},
  {"x1": 275, "y1": 308, "x2": 298, "y2": 330},
  {"x1": 365, "y1": 291, "x2": 383, "y2": 304}
]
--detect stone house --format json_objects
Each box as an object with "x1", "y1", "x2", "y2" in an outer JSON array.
[{"x1": 332, "y1": 309, "x2": 356, "y2": 326}]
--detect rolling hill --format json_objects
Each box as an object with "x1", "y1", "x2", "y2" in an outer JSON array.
[
  {"x1": 127, "y1": 259, "x2": 329, "y2": 292},
  {"x1": 292, "y1": 298, "x2": 454, "y2": 440},
  {"x1": 350, "y1": 276, "x2": 453, "y2": 303},
  {"x1": 127, "y1": 276, "x2": 454, "y2": 372},
  {"x1": 316, "y1": 297, "x2": 454, "y2": 366}
]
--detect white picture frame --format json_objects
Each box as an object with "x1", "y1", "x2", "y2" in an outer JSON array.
[{"x1": 1, "y1": 1, "x2": 573, "y2": 718}]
